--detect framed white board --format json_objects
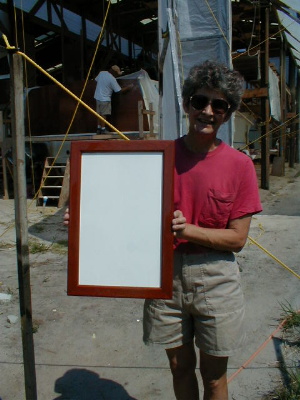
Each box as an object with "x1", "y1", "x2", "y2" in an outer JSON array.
[{"x1": 67, "y1": 140, "x2": 174, "y2": 298}]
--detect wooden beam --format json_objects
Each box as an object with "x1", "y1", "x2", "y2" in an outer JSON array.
[
  {"x1": 242, "y1": 87, "x2": 268, "y2": 99},
  {"x1": 260, "y1": 6, "x2": 270, "y2": 190},
  {"x1": 138, "y1": 101, "x2": 144, "y2": 138},
  {"x1": 0, "y1": 111, "x2": 9, "y2": 199},
  {"x1": 288, "y1": 56, "x2": 296, "y2": 167},
  {"x1": 28, "y1": 0, "x2": 45, "y2": 16},
  {"x1": 280, "y1": 36, "x2": 287, "y2": 173},
  {"x1": 10, "y1": 53, "x2": 37, "y2": 400}
]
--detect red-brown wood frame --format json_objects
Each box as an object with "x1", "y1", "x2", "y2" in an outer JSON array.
[{"x1": 67, "y1": 140, "x2": 174, "y2": 299}]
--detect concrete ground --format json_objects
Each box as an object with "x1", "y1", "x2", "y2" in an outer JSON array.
[{"x1": 0, "y1": 162, "x2": 299, "y2": 400}]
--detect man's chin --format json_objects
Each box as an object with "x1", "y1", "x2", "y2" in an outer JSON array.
[{"x1": 193, "y1": 124, "x2": 213, "y2": 135}]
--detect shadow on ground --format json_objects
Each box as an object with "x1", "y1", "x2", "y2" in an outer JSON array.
[
  {"x1": 28, "y1": 206, "x2": 67, "y2": 243},
  {"x1": 53, "y1": 368, "x2": 138, "y2": 400}
]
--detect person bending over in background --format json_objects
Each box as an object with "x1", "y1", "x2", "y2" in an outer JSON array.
[{"x1": 94, "y1": 65, "x2": 133, "y2": 134}]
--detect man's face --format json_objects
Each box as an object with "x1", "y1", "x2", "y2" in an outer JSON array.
[{"x1": 183, "y1": 87, "x2": 231, "y2": 137}]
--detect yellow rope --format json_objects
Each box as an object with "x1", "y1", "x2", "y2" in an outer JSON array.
[
  {"x1": 248, "y1": 235, "x2": 300, "y2": 280},
  {"x1": 239, "y1": 112, "x2": 299, "y2": 151},
  {"x1": 232, "y1": 25, "x2": 287, "y2": 61},
  {"x1": 2, "y1": 33, "x2": 16, "y2": 50}
]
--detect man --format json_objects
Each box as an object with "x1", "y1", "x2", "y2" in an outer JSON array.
[
  {"x1": 143, "y1": 60, "x2": 262, "y2": 399},
  {"x1": 94, "y1": 65, "x2": 133, "y2": 134}
]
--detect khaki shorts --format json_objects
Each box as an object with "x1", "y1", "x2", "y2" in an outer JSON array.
[
  {"x1": 96, "y1": 100, "x2": 111, "y2": 116},
  {"x1": 143, "y1": 251, "x2": 246, "y2": 356}
]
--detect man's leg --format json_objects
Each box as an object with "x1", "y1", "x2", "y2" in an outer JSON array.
[
  {"x1": 96, "y1": 101, "x2": 108, "y2": 132},
  {"x1": 199, "y1": 350, "x2": 228, "y2": 400},
  {"x1": 166, "y1": 342, "x2": 199, "y2": 400},
  {"x1": 99, "y1": 114, "x2": 106, "y2": 129}
]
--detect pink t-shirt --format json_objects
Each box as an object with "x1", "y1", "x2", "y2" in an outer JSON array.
[{"x1": 174, "y1": 137, "x2": 262, "y2": 252}]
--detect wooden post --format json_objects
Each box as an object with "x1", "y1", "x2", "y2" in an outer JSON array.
[
  {"x1": 10, "y1": 52, "x2": 37, "y2": 400},
  {"x1": 149, "y1": 103, "x2": 154, "y2": 136},
  {"x1": 138, "y1": 101, "x2": 156, "y2": 139},
  {"x1": 296, "y1": 71, "x2": 300, "y2": 163},
  {"x1": 260, "y1": 6, "x2": 270, "y2": 190},
  {"x1": 288, "y1": 56, "x2": 296, "y2": 168},
  {"x1": 138, "y1": 100, "x2": 144, "y2": 138},
  {"x1": 280, "y1": 37, "x2": 287, "y2": 173},
  {"x1": 0, "y1": 111, "x2": 9, "y2": 199}
]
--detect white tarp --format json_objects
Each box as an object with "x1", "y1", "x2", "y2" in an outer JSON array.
[
  {"x1": 119, "y1": 69, "x2": 159, "y2": 133},
  {"x1": 159, "y1": 0, "x2": 232, "y2": 143},
  {"x1": 158, "y1": 0, "x2": 183, "y2": 140},
  {"x1": 233, "y1": 112, "x2": 255, "y2": 149},
  {"x1": 278, "y1": 0, "x2": 300, "y2": 14},
  {"x1": 269, "y1": 67, "x2": 281, "y2": 122},
  {"x1": 276, "y1": 5, "x2": 300, "y2": 69}
]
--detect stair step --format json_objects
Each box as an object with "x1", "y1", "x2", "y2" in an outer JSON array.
[
  {"x1": 43, "y1": 175, "x2": 64, "y2": 178},
  {"x1": 38, "y1": 195, "x2": 60, "y2": 199},
  {"x1": 45, "y1": 166, "x2": 66, "y2": 169},
  {"x1": 38, "y1": 157, "x2": 69, "y2": 207},
  {"x1": 41, "y1": 185, "x2": 62, "y2": 189}
]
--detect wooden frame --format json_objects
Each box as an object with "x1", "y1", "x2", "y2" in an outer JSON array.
[{"x1": 67, "y1": 140, "x2": 174, "y2": 299}]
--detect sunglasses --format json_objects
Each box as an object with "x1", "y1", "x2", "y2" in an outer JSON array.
[{"x1": 189, "y1": 94, "x2": 230, "y2": 114}]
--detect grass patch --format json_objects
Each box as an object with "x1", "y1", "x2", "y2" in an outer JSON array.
[
  {"x1": 281, "y1": 302, "x2": 300, "y2": 332},
  {"x1": 6, "y1": 286, "x2": 15, "y2": 295},
  {"x1": 294, "y1": 171, "x2": 300, "y2": 178},
  {"x1": 0, "y1": 242, "x2": 15, "y2": 250},
  {"x1": 51, "y1": 240, "x2": 68, "y2": 255},
  {"x1": 264, "y1": 368, "x2": 300, "y2": 399},
  {"x1": 29, "y1": 240, "x2": 50, "y2": 254},
  {"x1": 32, "y1": 319, "x2": 40, "y2": 334},
  {"x1": 263, "y1": 302, "x2": 300, "y2": 399},
  {"x1": 29, "y1": 239, "x2": 68, "y2": 255}
]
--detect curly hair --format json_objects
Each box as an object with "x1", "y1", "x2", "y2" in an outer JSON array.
[{"x1": 182, "y1": 60, "x2": 245, "y2": 113}]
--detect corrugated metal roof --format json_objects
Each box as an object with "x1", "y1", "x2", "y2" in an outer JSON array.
[
  {"x1": 277, "y1": 0, "x2": 300, "y2": 68},
  {"x1": 1, "y1": 1, "x2": 299, "y2": 71}
]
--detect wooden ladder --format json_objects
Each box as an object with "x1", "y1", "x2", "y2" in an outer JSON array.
[{"x1": 37, "y1": 157, "x2": 70, "y2": 207}]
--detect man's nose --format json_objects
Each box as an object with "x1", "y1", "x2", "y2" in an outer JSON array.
[{"x1": 201, "y1": 102, "x2": 214, "y2": 115}]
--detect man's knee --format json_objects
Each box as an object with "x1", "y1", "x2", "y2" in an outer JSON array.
[
  {"x1": 169, "y1": 356, "x2": 196, "y2": 379},
  {"x1": 167, "y1": 343, "x2": 197, "y2": 379},
  {"x1": 199, "y1": 351, "x2": 228, "y2": 392}
]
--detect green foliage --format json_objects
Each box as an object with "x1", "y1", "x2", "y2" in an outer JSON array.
[
  {"x1": 51, "y1": 240, "x2": 68, "y2": 255},
  {"x1": 280, "y1": 301, "x2": 300, "y2": 332},
  {"x1": 270, "y1": 368, "x2": 300, "y2": 399},
  {"x1": 263, "y1": 303, "x2": 300, "y2": 399},
  {"x1": 29, "y1": 241, "x2": 49, "y2": 254}
]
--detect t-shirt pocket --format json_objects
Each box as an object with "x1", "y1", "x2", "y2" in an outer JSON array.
[{"x1": 200, "y1": 189, "x2": 235, "y2": 228}]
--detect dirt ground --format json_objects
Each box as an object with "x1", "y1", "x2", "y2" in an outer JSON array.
[{"x1": 0, "y1": 162, "x2": 300, "y2": 400}]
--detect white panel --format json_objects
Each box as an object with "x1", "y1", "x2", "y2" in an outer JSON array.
[
  {"x1": 269, "y1": 67, "x2": 282, "y2": 121},
  {"x1": 78, "y1": 152, "x2": 163, "y2": 288}
]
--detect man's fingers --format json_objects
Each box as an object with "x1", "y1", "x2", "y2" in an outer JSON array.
[
  {"x1": 63, "y1": 207, "x2": 70, "y2": 226},
  {"x1": 173, "y1": 209, "x2": 183, "y2": 218}
]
